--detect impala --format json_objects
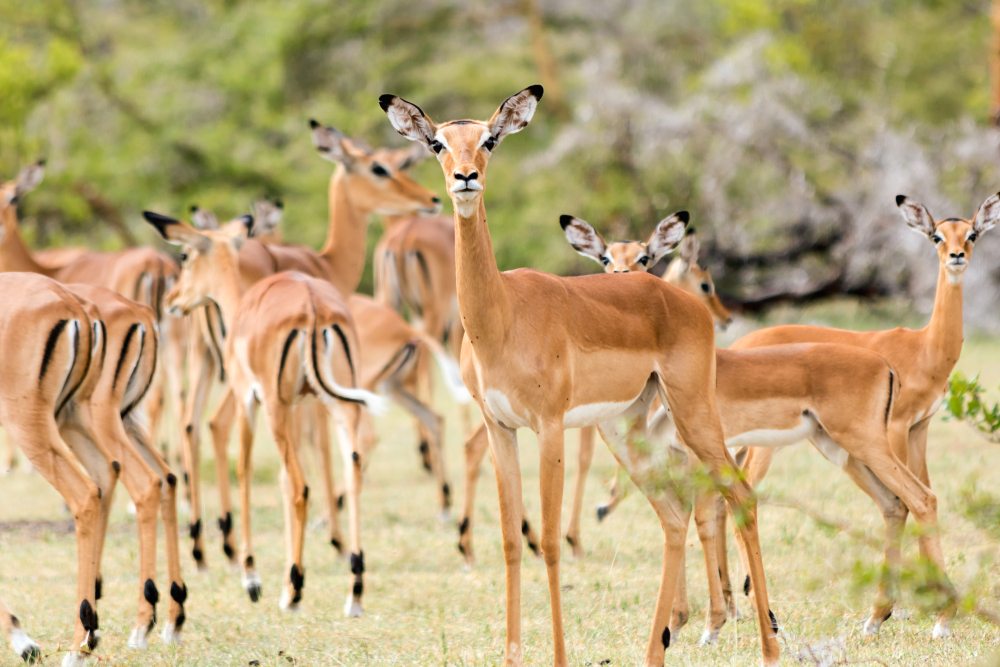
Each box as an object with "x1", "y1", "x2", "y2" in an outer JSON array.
[
  {"x1": 721, "y1": 192, "x2": 999, "y2": 637},
  {"x1": 381, "y1": 85, "x2": 779, "y2": 667}
]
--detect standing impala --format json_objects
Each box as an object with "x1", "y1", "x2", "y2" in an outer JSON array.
[
  {"x1": 721, "y1": 193, "x2": 999, "y2": 637},
  {"x1": 380, "y1": 86, "x2": 780, "y2": 667}
]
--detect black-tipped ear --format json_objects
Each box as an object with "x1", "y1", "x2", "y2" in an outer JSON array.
[
  {"x1": 895, "y1": 195, "x2": 907, "y2": 207},
  {"x1": 143, "y1": 211, "x2": 180, "y2": 239},
  {"x1": 675, "y1": 211, "x2": 690, "y2": 224},
  {"x1": 238, "y1": 214, "x2": 254, "y2": 235},
  {"x1": 37, "y1": 158, "x2": 47, "y2": 167},
  {"x1": 559, "y1": 214, "x2": 575, "y2": 230},
  {"x1": 684, "y1": 227, "x2": 695, "y2": 237},
  {"x1": 190, "y1": 204, "x2": 199, "y2": 213},
  {"x1": 275, "y1": 199, "x2": 283, "y2": 209},
  {"x1": 309, "y1": 119, "x2": 320, "y2": 129},
  {"x1": 378, "y1": 94, "x2": 397, "y2": 112},
  {"x1": 527, "y1": 84, "x2": 544, "y2": 100}
]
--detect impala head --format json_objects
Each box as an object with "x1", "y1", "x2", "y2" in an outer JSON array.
[
  {"x1": 896, "y1": 192, "x2": 1000, "y2": 284},
  {"x1": 663, "y1": 230, "x2": 733, "y2": 329},
  {"x1": 379, "y1": 85, "x2": 543, "y2": 218},
  {"x1": 143, "y1": 210, "x2": 253, "y2": 316},
  {"x1": 0, "y1": 160, "x2": 45, "y2": 232},
  {"x1": 560, "y1": 212, "x2": 733, "y2": 329},
  {"x1": 251, "y1": 199, "x2": 284, "y2": 241},
  {"x1": 309, "y1": 120, "x2": 441, "y2": 216}
]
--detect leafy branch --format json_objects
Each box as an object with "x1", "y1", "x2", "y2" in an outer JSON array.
[{"x1": 944, "y1": 372, "x2": 1000, "y2": 444}]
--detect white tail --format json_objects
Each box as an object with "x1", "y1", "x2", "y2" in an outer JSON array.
[
  {"x1": 308, "y1": 328, "x2": 389, "y2": 416},
  {"x1": 415, "y1": 331, "x2": 472, "y2": 404}
]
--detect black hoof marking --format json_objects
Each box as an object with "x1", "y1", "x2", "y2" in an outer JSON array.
[
  {"x1": 21, "y1": 645, "x2": 41, "y2": 663},
  {"x1": 331, "y1": 537, "x2": 342, "y2": 552},
  {"x1": 351, "y1": 451, "x2": 360, "y2": 466},
  {"x1": 218, "y1": 512, "x2": 233, "y2": 536},
  {"x1": 223, "y1": 543, "x2": 235, "y2": 559},
  {"x1": 769, "y1": 609, "x2": 779, "y2": 634},
  {"x1": 883, "y1": 609, "x2": 893, "y2": 622},
  {"x1": 303, "y1": 485, "x2": 309, "y2": 500},
  {"x1": 166, "y1": 472, "x2": 177, "y2": 487},
  {"x1": 79, "y1": 599, "x2": 99, "y2": 647},
  {"x1": 185, "y1": 424, "x2": 193, "y2": 435},
  {"x1": 458, "y1": 517, "x2": 469, "y2": 536},
  {"x1": 170, "y1": 582, "x2": 188, "y2": 604},
  {"x1": 527, "y1": 541, "x2": 540, "y2": 556},
  {"x1": 565, "y1": 535, "x2": 576, "y2": 548},
  {"x1": 183, "y1": 471, "x2": 189, "y2": 485},
  {"x1": 442, "y1": 483, "x2": 450, "y2": 503},
  {"x1": 350, "y1": 552, "x2": 365, "y2": 576},
  {"x1": 457, "y1": 543, "x2": 466, "y2": 555},
  {"x1": 337, "y1": 494, "x2": 344, "y2": 510},
  {"x1": 596, "y1": 505, "x2": 609, "y2": 522},
  {"x1": 662, "y1": 626, "x2": 671, "y2": 648},
  {"x1": 521, "y1": 519, "x2": 530, "y2": 536},
  {"x1": 112, "y1": 461, "x2": 121, "y2": 474},
  {"x1": 144, "y1": 579, "x2": 160, "y2": 606},
  {"x1": 352, "y1": 581, "x2": 363, "y2": 597},
  {"x1": 743, "y1": 575, "x2": 751, "y2": 596},
  {"x1": 189, "y1": 519, "x2": 202, "y2": 540},
  {"x1": 247, "y1": 582, "x2": 262, "y2": 603},
  {"x1": 95, "y1": 577, "x2": 102, "y2": 601},
  {"x1": 174, "y1": 609, "x2": 186, "y2": 631},
  {"x1": 290, "y1": 564, "x2": 304, "y2": 591},
  {"x1": 245, "y1": 555, "x2": 255, "y2": 569},
  {"x1": 192, "y1": 548, "x2": 203, "y2": 562}
]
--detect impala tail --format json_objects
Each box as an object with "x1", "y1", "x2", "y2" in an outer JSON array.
[
  {"x1": 415, "y1": 331, "x2": 472, "y2": 404},
  {"x1": 304, "y1": 325, "x2": 389, "y2": 416}
]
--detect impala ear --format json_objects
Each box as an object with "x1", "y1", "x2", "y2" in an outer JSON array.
[
  {"x1": 560, "y1": 215, "x2": 607, "y2": 264},
  {"x1": 487, "y1": 85, "x2": 543, "y2": 144},
  {"x1": 895, "y1": 195, "x2": 936, "y2": 238},
  {"x1": 15, "y1": 160, "x2": 45, "y2": 198},
  {"x1": 143, "y1": 211, "x2": 211, "y2": 254},
  {"x1": 647, "y1": 211, "x2": 689, "y2": 264},
  {"x1": 678, "y1": 229, "x2": 700, "y2": 268},
  {"x1": 973, "y1": 191, "x2": 1000, "y2": 236},
  {"x1": 395, "y1": 142, "x2": 431, "y2": 171},
  {"x1": 221, "y1": 215, "x2": 253, "y2": 252},
  {"x1": 189, "y1": 205, "x2": 219, "y2": 230},
  {"x1": 251, "y1": 200, "x2": 283, "y2": 238},
  {"x1": 379, "y1": 95, "x2": 438, "y2": 149},
  {"x1": 310, "y1": 120, "x2": 358, "y2": 168}
]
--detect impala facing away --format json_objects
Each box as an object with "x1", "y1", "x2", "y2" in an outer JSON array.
[
  {"x1": 381, "y1": 85, "x2": 780, "y2": 667},
  {"x1": 722, "y1": 192, "x2": 999, "y2": 637}
]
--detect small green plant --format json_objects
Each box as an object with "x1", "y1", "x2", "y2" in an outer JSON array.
[{"x1": 944, "y1": 372, "x2": 1000, "y2": 443}]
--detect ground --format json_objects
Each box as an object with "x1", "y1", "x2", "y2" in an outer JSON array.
[{"x1": 1, "y1": 299, "x2": 1000, "y2": 666}]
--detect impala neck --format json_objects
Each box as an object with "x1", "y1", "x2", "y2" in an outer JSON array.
[
  {"x1": 0, "y1": 206, "x2": 53, "y2": 276},
  {"x1": 925, "y1": 264, "x2": 964, "y2": 367},
  {"x1": 454, "y1": 198, "x2": 511, "y2": 344},
  {"x1": 320, "y1": 166, "x2": 369, "y2": 295},
  {"x1": 207, "y1": 262, "x2": 246, "y2": 337}
]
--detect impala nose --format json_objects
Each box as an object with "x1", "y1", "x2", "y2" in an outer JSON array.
[
  {"x1": 431, "y1": 196, "x2": 441, "y2": 205},
  {"x1": 950, "y1": 251, "x2": 965, "y2": 259},
  {"x1": 453, "y1": 170, "x2": 478, "y2": 183}
]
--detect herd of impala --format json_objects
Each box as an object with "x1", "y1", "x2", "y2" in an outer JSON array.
[{"x1": 0, "y1": 85, "x2": 995, "y2": 667}]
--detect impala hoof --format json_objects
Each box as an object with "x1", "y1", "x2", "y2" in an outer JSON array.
[
  {"x1": 699, "y1": 628, "x2": 719, "y2": 646},
  {"x1": 10, "y1": 627, "x2": 40, "y2": 663},
  {"x1": 60, "y1": 652, "x2": 88, "y2": 667},
  {"x1": 344, "y1": 597, "x2": 364, "y2": 618},
  {"x1": 596, "y1": 504, "x2": 610, "y2": 522},
  {"x1": 278, "y1": 591, "x2": 300, "y2": 612},
  {"x1": 437, "y1": 509, "x2": 453, "y2": 525},
  {"x1": 161, "y1": 622, "x2": 182, "y2": 645},
  {"x1": 863, "y1": 617, "x2": 881, "y2": 636},
  {"x1": 932, "y1": 621, "x2": 950, "y2": 639},
  {"x1": 243, "y1": 571, "x2": 263, "y2": 603},
  {"x1": 128, "y1": 624, "x2": 150, "y2": 650}
]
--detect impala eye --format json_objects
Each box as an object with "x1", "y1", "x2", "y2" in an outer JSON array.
[
  {"x1": 969, "y1": 232, "x2": 978, "y2": 243},
  {"x1": 601, "y1": 257, "x2": 610, "y2": 266},
  {"x1": 430, "y1": 140, "x2": 444, "y2": 154},
  {"x1": 932, "y1": 234, "x2": 944, "y2": 244},
  {"x1": 637, "y1": 256, "x2": 649, "y2": 266},
  {"x1": 371, "y1": 164, "x2": 389, "y2": 177},
  {"x1": 483, "y1": 136, "x2": 497, "y2": 151},
  {"x1": 701, "y1": 283, "x2": 711, "y2": 293},
  {"x1": 179, "y1": 252, "x2": 188, "y2": 263}
]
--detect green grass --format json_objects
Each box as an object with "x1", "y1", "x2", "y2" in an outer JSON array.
[{"x1": 2, "y1": 301, "x2": 1000, "y2": 666}]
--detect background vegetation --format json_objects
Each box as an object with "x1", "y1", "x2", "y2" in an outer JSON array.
[{"x1": 3, "y1": 0, "x2": 1000, "y2": 328}]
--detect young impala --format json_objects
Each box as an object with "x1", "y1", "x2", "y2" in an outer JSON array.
[
  {"x1": 381, "y1": 85, "x2": 780, "y2": 667},
  {"x1": 721, "y1": 192, "x2": 999, "y2": 637}
]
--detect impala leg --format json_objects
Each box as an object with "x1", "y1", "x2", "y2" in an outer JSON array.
[
  {"x1": 181, "y1": 336, "x2": 215, "y2": 570},
  {"x1": 693, "y1": 489, "x2": 728, "y2": 644},
  {"x1": 7, "y1": 415, "x2": 102, "y2": 662},
  {"x1": 662, "y1": 376, "x2": 780, "y2": 667},
  {"x1": 311, "y1": 403, "x2": 344, "y2": 554},
  {"x1": 907, "y1": 419, "x2": 932, "y2": 560},
  {"x1": 406, "y1": 353, "x2": 435, "y2": 474},
  {"x1": 458, "y1": 423, "x2": 489, "y2": 566},
  {"x1": 670, "y1": 548, "x2": 690, "y2": 638},
  {"x1": 207, "y1": 391, "x2": 237, "y2": 567},
  {"x1": 596, "y1": 464, "x2": 629, "y2": 522},
  {"x1": 726, "y1": 447, "x2": 774, "y2": 616},
  {"x1": 483, "y1": 418, "x2": 524, "y2": 667},
  {"x1": 234, "y1": 398, "x2": 262, "y2": 602},
  {"x1": 0, "y1": 595, "x2": 40, "y2": 662},
  {"x1": 263, "y1": 399, "x2": 308, "y2": 612},
  {"x1": 388, "y1": 382, "x2": 449, "y2": 518},
  {"x1": 161, "y1": 316, "x2": 189, "y2": 471},
  {"x1": 565, "y1": 426, "x2": 594, "y2": 559},
  {"x1": 333, "y1": 402, "x2": 366, "y2": 617},
  {"x1": 535, "y1": 420, "x2": 568, "y2": 667}
]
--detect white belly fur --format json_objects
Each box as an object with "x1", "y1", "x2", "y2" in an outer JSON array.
[
  {"x1": 564, "y1": 398, "x2": 642, "y2": 429},
  {"x1": 724, "y1": 416, "x2": 816, "y2": 450},
  {"x1": 484, "y1": 389, "x2": 530, "y2": 429}
]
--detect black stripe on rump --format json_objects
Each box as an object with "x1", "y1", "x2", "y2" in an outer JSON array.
[
  {"x1": 122, "y1": 323, "x2": 156, "y2": 418},
  {"x1": 885, "y1": 370, "x2": 895, "y2": 428},
  {"x1": 331, "y1": 324, "x2": 355, "y2": 383},
  {"x1": 376, "y1": 341, "x2": 416, "y2": 382},
  {"x1": 277, "y1": 329, "x2": 299, "y2": 395},
  {"x1": 112, "y1": 323, "x2": 140, "y2": 390},
  {"x1": 310, "y1": 326, "x2": 365, "y2": 406},
  {"x1": 39, "y1": 319, "x2": 69, "y2": 384},
  {"x1": 57, "y1": 320, "x2": 92, "y2": 417}
]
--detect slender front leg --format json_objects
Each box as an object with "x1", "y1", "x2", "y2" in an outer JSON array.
[
  {"x1": 0, "y1": 595, "x2": 40, "y2": 662},
  {"x1": 692, "y1": 489, "x2": 728, "y2": 644},
  {"x1": 208, "y1": 391, "x2": 238, "y2": 567},
  {"x1": 234, "y1": 398, "x2": 261, "y2": 602},
  {"x1": 536, "y1": 420, "x2": 568, "y2": 667},
  {"x1": 459, "y1": 423, "x2": 490, "y2": 566},
  {"x1": 332, "y1": 402, "x2": 366, "y2": 617},
  {"x1": 596, "y1": 465, "x2": 629, "y2": 522},
  {"x1": 565, "y1": 426, "x2": 594, "y2": 559},
  {"x1": 483, "y1": 418, "x2": 525, "y2": 667},
  {"x1": 180, "y1": 334, "x2": 215, "y2": 570},
  {"x1": 311, "y1": 403, "x2": 345, "y2": 554}
]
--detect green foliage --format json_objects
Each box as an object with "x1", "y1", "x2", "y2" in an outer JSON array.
[{"x1": 944, "y1": 372, "x2": 1000, "y2": 443}]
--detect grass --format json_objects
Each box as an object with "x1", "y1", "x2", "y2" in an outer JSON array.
[{"x1": 2, "y1": 298, "x2": 1000, "y2": 666}]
